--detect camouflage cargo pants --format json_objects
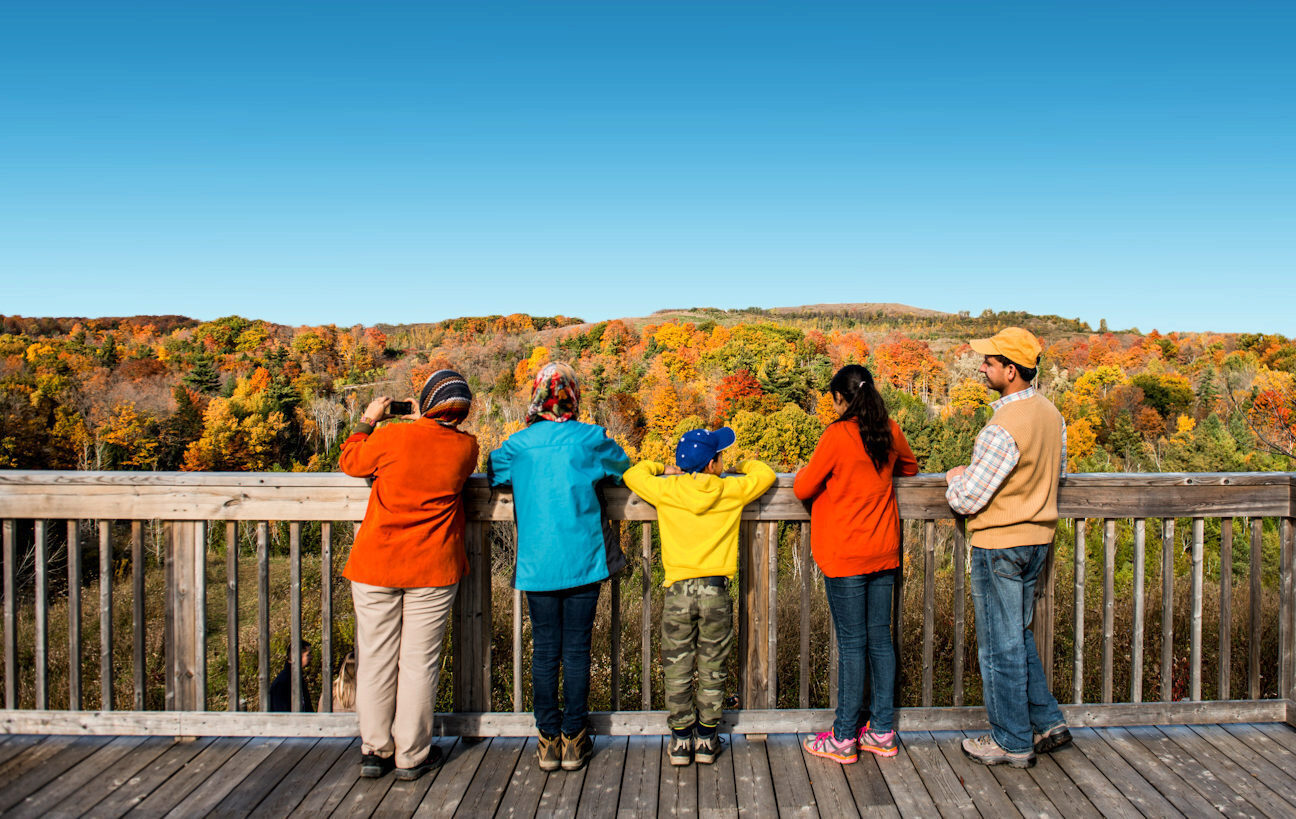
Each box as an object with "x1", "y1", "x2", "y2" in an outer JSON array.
[{"x1": 661, "y1": 577, "x2": 735, "y2": 730}]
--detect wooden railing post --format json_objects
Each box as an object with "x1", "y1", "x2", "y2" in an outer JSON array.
[
  {"x1": 165, "y1": 521, "x2": 205, "y2": 711},
  {"x1": 453, "y1": 521, "x2": 492, "y2": 713},
  {"x1": 740, "y1": 521, "x2": 773, "y2": 709}
]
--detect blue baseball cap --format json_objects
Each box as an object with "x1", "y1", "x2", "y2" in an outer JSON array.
[{"x1": 675, "y1": 427, "x2": 736, "y2": 473}]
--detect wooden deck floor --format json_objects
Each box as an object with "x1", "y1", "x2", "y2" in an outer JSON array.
[{"x1": 3, "y1": 723, "x2": 1296, "y2": 817}]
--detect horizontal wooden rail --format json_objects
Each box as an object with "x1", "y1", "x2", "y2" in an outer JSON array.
[{"x1": 0, "y1": 471, "x2": 1292, "y2": 521}]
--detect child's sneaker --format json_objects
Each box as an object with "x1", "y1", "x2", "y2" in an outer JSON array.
[
  {"x1": 668, "y1": 731, "x2": 694, "y2": 766},
  {"x1": 857, "y1": 726, "x2": 898, "y2": 758},
  {"x1": 803, "y1": 730, "x2": 858, "y2": 764},
  {"x1": 694, "y1": 732, "x2": 724, "y2": 764}
]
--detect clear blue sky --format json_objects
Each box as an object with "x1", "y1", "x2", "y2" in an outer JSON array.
[{"x1": 1, "y1": 1, "x2": 1292, "y2": 334}]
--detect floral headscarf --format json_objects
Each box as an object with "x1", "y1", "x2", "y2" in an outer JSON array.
[{"x1": 526, "y1": 362, "x2": 580, "y2": 424}]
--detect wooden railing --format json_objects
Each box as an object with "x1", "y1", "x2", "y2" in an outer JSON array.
[{"x1": 0, "y1": 470, "x2": 1294, "y2": 736}]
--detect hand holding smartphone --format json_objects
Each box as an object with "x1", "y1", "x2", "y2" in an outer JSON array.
[{"x1": 388, "y1": 400, "x2": 415, "y2": 416}]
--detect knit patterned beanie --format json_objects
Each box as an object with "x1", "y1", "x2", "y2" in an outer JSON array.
[{"x1": 418, "y1": 369, "x2": 472, "y2": 424}]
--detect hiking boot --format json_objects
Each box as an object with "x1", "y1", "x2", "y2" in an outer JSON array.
[
  {"x1": 857, "y1": 727, "x2": 898, "y2": 758},
  {"x1": 803, "y1": 730, "x2": 857, "y2": 765},
  {"x1": 668, "y1": 732, "x2": 694, "y2": 766},
  {"x1": 1033, "y1": 724, "x2": 1072, "y2": 755},
  {"x1": 360, "y1": 752, "x2": 395, "y2": 778},
  {"x1": 961, "y1": 734, "x2": 1036, "y2": 768},
  {"x1": 537, "y1": 732, "x2": 562, "y2": 772},
  {"x1": 561, "y1": 728, "x2": 593, "y2": 771},
  {"x1": 694, "y1": 732, "x2": 724, "y2": 764},
  {"x1": 394, "y1": 745, "x2": 444, "y2": 781}
]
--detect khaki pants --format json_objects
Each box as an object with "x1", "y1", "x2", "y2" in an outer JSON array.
[{"x1": 352, "y1": 581, "x2": 458, "y2": 768}]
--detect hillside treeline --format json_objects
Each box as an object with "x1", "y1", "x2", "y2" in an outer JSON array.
[{"x1": 1, "y1": 309, "x2": 1293, "y2": 475}]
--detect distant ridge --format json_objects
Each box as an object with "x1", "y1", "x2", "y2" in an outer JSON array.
[{"x1": 767, "y1": 302, "x2": 955, "y2": 318}]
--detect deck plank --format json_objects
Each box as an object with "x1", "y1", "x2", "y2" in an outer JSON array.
[
  {"x1": 1069, "y1": 728, "x2": 1187, "y2": 818},
  {"x1": 496, "y1": 737, "x2": 549, "y2": 818},
  {"x1": 1041, "y1": 738, "x2": 1142, "y2": 818},
  {"x1": 1215, "y1": 724, "x2": 1296, "y2": 800},
  {"x1": 764, "y1": 732, "x2": 816, "y2": 816},
  {"x1": 1250, "y1": 722, "x2": 1296, "y2": 756},
  {"x1": 376, "y1": 738, "x2": 461, "y2": 816},
  {"x1": 248, "y1": 737, "x2": 354, "y2": 817},
  {"x1": 697, "y1": 735, "x2": 738, "y2": 819},
  {"x1": 0, "y1": 734, "x2": 46, "y2": 768},
  {"x1": 1122, "y1": 725, "x2": 1263, "y2": 818},
  {"x1": 874, "y1": 733, "x2": 940, "y2": 816},
  {"x1": 127, "y1": 737, "x2": 250, "y2": 817},
  {"x1": 1096, "y1": 727, "x2": 1233, "y2": 818},
  {"x1": 0, "y1": 735, "x2": 111, "y2": 813},
  {"x1": 159, "y1": 736, "x2": 284, "y2": 818},
  {"x1": 729, "y1": 735, "x2": 776, "y2": 819},
  {"x1": 657, "y1": 736, "x2": 699, "y2": 816},
  {"x1": 1160, "y1": 725, "x2": 1296, "y2": 817},
  {"x1": 51, "y1": 735, "x2": 175, "y2": 817},
  {"x1": 211, "y1": 736, "x2": 318, "y2": 816},
  {"x1": 452, "y1": 736, "x2": 526, "y2": 817},
  {"x1": 617, "y1": 735, "x2": 662, "y2": 818},
  {"x1": 577, "y1": 735, "x2": 628, "y2": 818},
  {"x1": 8, "y1": 734, "x2": 151, "y2": 818},
  {"x1": 0, "y1": 735, "x2": 89, "y2": 799},
  {"x1": 1026, "y1": 753, "x2": 1103, "y2": 818},
  {"x1": 902, "y1": 731, "x2": 975, "y2": 818},
  {"x1": 931, "y1": 730, "x2": 1022, "y2": 818},
  {"x1": 82, "y1": 736, "x2": 216, "y2": 819},
  {"x1": 798, "y1": 732, "x2": 861, "y2": 818},
  {"x1": 840, "y1": 752, "x2": 901, "y2": 817},
  {"x1": 413, "y1": 736, "x2": 491, "y2": 818},
  {"x1": 286, "y1": 738, "x2": 362, "y2": 817}
]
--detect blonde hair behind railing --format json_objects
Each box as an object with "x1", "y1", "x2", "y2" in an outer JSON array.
[{"x1": 332, "y1": 651, "x2": 357, "y2": 712}]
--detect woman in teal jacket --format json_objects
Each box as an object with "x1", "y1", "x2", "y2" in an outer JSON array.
[{"x1": 488, "y1": 362, "x2": 630, "y2": 772}]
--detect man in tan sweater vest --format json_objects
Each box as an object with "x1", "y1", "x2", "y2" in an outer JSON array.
[{"x1": 945, "y1": 327, "x2": 1070, "y2": 769}]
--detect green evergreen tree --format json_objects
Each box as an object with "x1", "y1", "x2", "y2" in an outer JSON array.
[{"x1": 183, "y1": 356, "x2": 222, "y2": 394}]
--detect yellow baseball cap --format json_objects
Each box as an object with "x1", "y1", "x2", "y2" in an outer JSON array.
[{"x1": 969, "y1": 327, "x2": 1042, "y2": 370}]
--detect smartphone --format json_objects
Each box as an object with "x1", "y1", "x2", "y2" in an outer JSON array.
[{"x1": 388, "y1": 400, "x2": 415, "y2": 416}]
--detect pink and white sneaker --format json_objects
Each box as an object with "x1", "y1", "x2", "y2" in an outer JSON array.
[
  {"x1": 803, "y1": 730, "x2": 858, "y2": 764},
  {"x1": 857, "y1": 725, "x2": 898, "y2": 758}
]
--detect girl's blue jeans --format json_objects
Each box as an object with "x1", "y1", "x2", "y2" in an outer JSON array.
[{"x1": 823, "y1": 569, "x2": 898, "y2": 740}]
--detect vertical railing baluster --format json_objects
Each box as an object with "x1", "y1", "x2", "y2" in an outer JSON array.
[
  {"x1": 1033, "y1": 535, "x2": 1055, "y2": 692},
  {"x1": 67, "y1": 520, "x2": 82, "y2": 710},
  {"x1": 99, "y1": 520, "x2": 113, "y2": 710},
  {"x1": 921, "y1": 520, "x2": 935, "y2": 708},
  {"x1": 35, "y1": 519, "x2": 48, "y2": 710},
  {"x1": 1072, "y1": 518, "x2": 1085, "y2": 704},
  {"x1": 1250, "y1": 517, "x2": 1263, "y2": 700},
  {"x1": 320, "y1": 522, "x2": 332, "y2": 714},
  {"x1": 766, "y1": 521, "x2": 778, "y2": 708},
  {"x1": 1161, "y1": 518, "x2": 1175, "y2": 703},
  {"x1": 1190, "y1": 518, "x2": 1203, "y2": 701},
  {"x1": 3, "y1": 520, "x2": 16, "y2": 709},
  {"x1": 1281, "y1": 517, "x2": 1295, "y2": 700},
  {"x1": 1219, "y1": 518, "x2": 1232, "y2": 701},
  {"x1": 131, "y1": 521, "x2": 145, "y2": 711},
  {"x1": 513, "y1": 586, "x2": 523, "y2": 713},
  {"x1": 227, "y1": 522, "x2": 239, "y2": 712},
  {"x1": 952, "y1": 524, "x2": 966, "y2": 706},
  {"x1": 1131, "y1": 519, "x2": 1146, "y2": 703},
  {"x1": 892, "y1": 523, "x2": 906, "y2": 700},
  {"x1": 257, "y1": 521, "x2": 270, "y2": 711},
  {"x1": 798, "y1": 522, "x2": 811, "y2": 709},
  {"x1": 195, "y1": 522, "x2": 207, "y2": 711},
  {"x1": 610, "y1": 527, "x2": 621, "y2": 712},
  {"x1": 289, "y1": 522, "x2": 302, "y2": 712},
  {"x1": 641, "y1": 522, "x2": 652, "y2": 710},
  {"x1": 1102, "y1": 519, "x2": 1115, "y2": 704}
]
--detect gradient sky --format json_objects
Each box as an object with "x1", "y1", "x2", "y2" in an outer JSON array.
[{"x1": 1, "y1": 1, "x2": 1292, "y2": 334}]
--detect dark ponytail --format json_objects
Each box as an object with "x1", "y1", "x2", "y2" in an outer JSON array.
[{"x1": 828, "y1": 364, "x2": 893, "y2": 471}]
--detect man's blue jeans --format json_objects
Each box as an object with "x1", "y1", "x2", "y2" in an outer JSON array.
[
  {"x1": 527, "y1": 582, "x2": 601, "y2": 737},
  {"x1": 969, "y1": 543, "x2": 1066, "y2": 753},
  {"x1": 823, "y1": 570, "x2": 897, "y2": 740}
]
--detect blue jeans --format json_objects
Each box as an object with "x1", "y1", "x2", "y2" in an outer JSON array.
[
  {"x1": 969, "y1": 544, "x2": 1066, "y2": 754},
  {"x1": 526, "y1": 582, "x2": 601, "y2": 736},
  {"x1": 823, "y1": 570, "x2": 897, "y2": 739}
]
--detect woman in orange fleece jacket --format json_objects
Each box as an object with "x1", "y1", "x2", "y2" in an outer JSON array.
[
  {"x1": 340, "y1": 370, "x2": 478, "y2": 782},
  {"x1": 793, "y1": 364, "x2": 918, "y2": 765}
]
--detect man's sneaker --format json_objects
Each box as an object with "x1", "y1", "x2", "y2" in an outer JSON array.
[
  {"x1": 360, "y1": 752, "x2": 395, "y2": 778},
  {"x1": 1033, "y1": 724, "x2": 1072, "y2": 754},
  {"x1": 537, "y1": 732, "x2": 562, "y2": 772},
  {"x1": 961, "y1": 734, "x2": 1036, "y2": 769},
  {"x1": 858, "y1": 727, "x2": 899, "y2": 758},
  {"x1": 394, "y1": 745, "x2": 444, "y2": 781},
  {"x1": 694, "y1": 732, "x2": 724, "y2": 764},
  {"x1": 803, "y1": 730, "x2": 858, "y2": 764},
  {"x1": 668, "y1": 732, "x2": 694, "y2": 766},
  {"x1": 561, "y1": 727, "x2": 593, "y2": 771}
]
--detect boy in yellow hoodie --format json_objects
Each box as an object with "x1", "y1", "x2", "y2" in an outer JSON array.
[{"x1": 622, "y1": 428, "x2": 777, "y2": 766}]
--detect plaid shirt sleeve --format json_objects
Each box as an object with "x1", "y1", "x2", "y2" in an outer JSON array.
[{"x1": 945, "y1": 424, "x2": 1020, "y2": 515}]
